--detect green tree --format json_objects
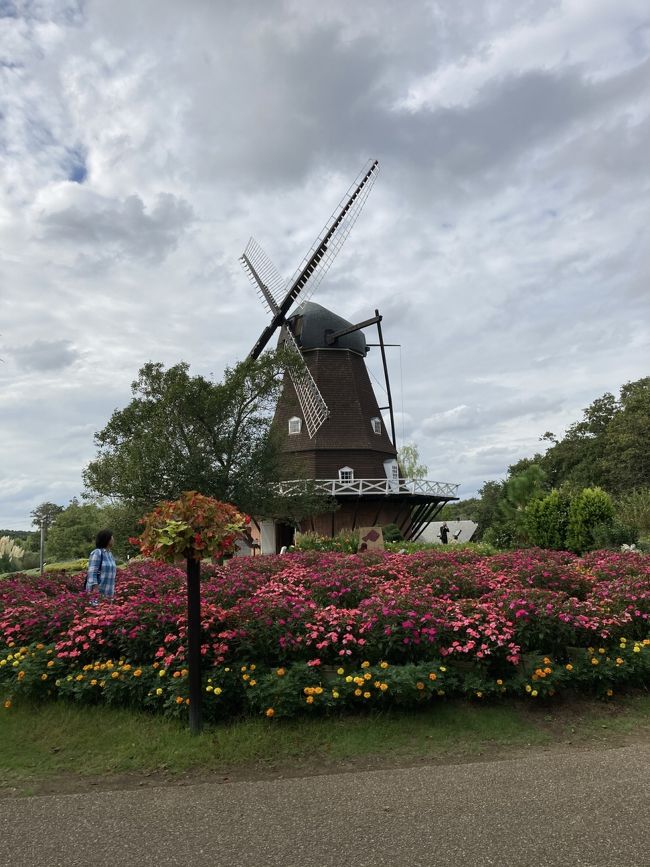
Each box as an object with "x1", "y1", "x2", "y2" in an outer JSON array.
[
  {"x1": 566, "y1": 487, "x2": 615, "y2": 553},
  {"x1": 473, "y1": 480, "x2": 506, "y2": 542},
  {"x1": 30, "y1": 502, "x2": 64, "y2": 530},
  {"x1": 601, "y1": 378, "x2": 650, "y2": 494},
  {"x1": 83, "y1": 353, "x2": 333, "y2": 522},
  {"x1": 45, "y1": 499, "x2": 102, "y2": 561},
  {"x1": 397, "y1": 443, "x2": 428, "y2": 479},
  {"x1": 525, "y1": 489, "x2": 571, "y2": 549},
  {"x1": 614, "y1": 487, "x2": 650, "y2": 537}
]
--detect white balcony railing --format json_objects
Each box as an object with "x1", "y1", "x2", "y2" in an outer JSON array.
[{"x1": 276, "y1": 478, "x2": 460, "y2": 498}]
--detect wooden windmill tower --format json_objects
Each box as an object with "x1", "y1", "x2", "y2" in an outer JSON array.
[{"x1": 240, "y1": 160, "x2": 458, "y2": 550}]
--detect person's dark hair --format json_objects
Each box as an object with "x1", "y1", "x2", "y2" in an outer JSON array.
[{"x1": 95, "y1": 529, "x2": 113, "y2": 549}]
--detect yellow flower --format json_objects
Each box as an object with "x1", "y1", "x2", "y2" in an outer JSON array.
[
  {"x1": 265, "y1": 707, "x2": 275, "y2": 717},
  {"x1": 363, "y1": 672, "x2": 371, "y2": 681},
  {"x1": 75, "y1": 674, "x2": 84, "y2": 682},
  {"x1": 525, "y1": 685, "x2": 532, "y2": 693},
  {"x1": 181, "y1": 669, "x2": 188, "y2": 677},
  {"x1": 206, "y1": 685, "x2": 213, "y2": 692},
  {"x1": 17, "y1": 670, "x2": 25, "y2": 680},
  {"x1": 361, "y1": 661, "x2": 370, "y2": 669},
  {"x1": 543, "y1": 657, "x2": 551, "y2": 665},
  {"x1": 337, "y1": 668, "x2": 345, "y2": 676},
  {"x1": 241, "y1": 665, "x2": 247, "y2": 672},
  {"x1": 633, "y1": 645, "x2": 641, "y2": 653},
  {"x1": 122, "y1": 664, "x2": 132, "y2": 672},
  {"x1": 345, "y1": 675, "x2": 353, "y2": 683},
  {"x1": 159, "y1": 669, "x2": 166, "y2": 677},
  {"x1": 379, "y1": 683, "x2": 388, "y2": 692},
  {"x1": 416, "y1": 681, "x2": 425, "y2": 690},
  {"x1": 354, "y1": 688, "x2": 362, "y2": 697},
  {"x1": 598, "y1": 648, "x2": 606, "y2": 654},
  {"x1": 496, "y1": 679, "x2": 503, "y2": 686},
  {"x1": 214, "y1": 687, "x2": 222, "y2": 696},
  {"x1": 591, "y1": 658, "x2": 599, "y2": 666},
  {"x1": 565, "y1": 664, "x2": 573, "y2": 671},
  {"x1": 40, "y1": 673, "x2": 48, "y2": 681},
  {"x1": 531, "y1": 690, "x2": 538, "y2": 697},
  {"x1": 437, "y1": 689, "x2": 445, "y2": 696},
  {"x1": 36, "y1": 643, "x2": 44, "y2": 650},
  {"x1": 250, "y1": 664, "x2": 256, "y2": 671},
  {"x1": 363, "y1": 691, "x2": 371, "y2": 699},
  {"x1": 606, "y1": 689, "x2": 613, "y2": 697},
  {"x1": 173, "y1": 671, "x2": 181, "y2": 679},
  {"x1": 0, "y1": 660, "x2": 5, "y2": 667},
  {"x1": 374, "y1": 681, "x2": 381, "y2": 688},
  {"x1": 332, "y1": 691, "x2": 340, "y2": 699},
  {"x1": 380, "y1": 661, "x2": 389, "y2": 669},
  {"x1": 249, "y1": 679, "x2": 256, "y2": 687},
  {"x1": 544, "y1": 667, "x2": 552, "y2": 675},
  {"x1": 185, "y1": 698, "x2": 190, "y2": 705},
  {"x1": 175, "y1": 696, "x2": 184, "y2": 704},
  {"x1": 314, "y1": 686, "x2": 323, "y2": 695},
  {"x1": 90, "y1": 679, "x2": 97, "y2": 686},
  {"x1": 242, "y1": 674, "x2": 250, "y2": 681},
  {"x1": 304, "y1": 686, "x2": 314, "y2": 695},
  {"x1": 111, "y1": 671, "x2": 119, "y2": 679},
  {"x1": 276, "y1": 668, "x2": 286, "y2": 677},
  {"x1": 616, "y1": 658, "x2": 624, "y2": 665},
  {"x1": 306, "y1": 695, "x2": 314, "y2": 704},
  {"x1": 439, "y1": 666, "x2": 447, "y2": 672},
  {"x1": 3, "y1": 700, "x2": 11, "y2": 709},
  {"x1": 429, "y1": 672, "x2": 437, "y2": 681},
  {"x1": 476, "y1": 692, "x2": 483, "y2": 698},
  {"x1": 156, "y1": 688, "x2": 163, "y2": 696},
  {"x1": 133, "y1": 669, "x2": 142, "y2": 678}
]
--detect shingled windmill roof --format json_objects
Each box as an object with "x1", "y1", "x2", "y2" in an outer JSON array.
[{"x1": 273, "y1": 301, "x2": 397, "y2": 481}]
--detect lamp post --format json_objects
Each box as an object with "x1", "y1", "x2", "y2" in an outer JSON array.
[{"x1": 186, "y1": 555, "x2": 202, "y2": 734}]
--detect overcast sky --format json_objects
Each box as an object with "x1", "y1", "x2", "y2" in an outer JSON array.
[{"x1": 1, "y1": 0, "x2": 649, "y2": 530}]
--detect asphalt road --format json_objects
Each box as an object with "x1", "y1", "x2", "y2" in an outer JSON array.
[{"x1": 1, "y1": 745, "x2": 648, "y2": 867}]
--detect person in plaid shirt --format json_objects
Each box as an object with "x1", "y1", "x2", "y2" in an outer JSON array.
[{"x1": 86, "y1": 529, "x2": 117, "y2": 604}]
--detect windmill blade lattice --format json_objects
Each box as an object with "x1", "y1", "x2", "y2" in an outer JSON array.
[
  {"x1": 287, "y1": 158, "x2": 379, "y2": 308},
  {"x1": 283, "y1": 328, "x2": 329, "y2": 438},
  {"x1": 240, "y1": 237, "x2": 288, "y2": 314}
]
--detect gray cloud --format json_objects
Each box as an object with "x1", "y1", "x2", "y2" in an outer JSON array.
[
  {"x1": 0, "y1": 0, "x2": 649, "y2": 527},
  {"x1": 11, "y1": 339, "x2": 79, "y2": 372}
]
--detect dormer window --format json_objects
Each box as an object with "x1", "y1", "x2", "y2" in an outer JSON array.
[
  {"x1": 371, "y1": 417, "x2": 382, "y2": 435},
  {"x1": 338, "y1": 466, "x2": 354, "y2": 483},
  {"x1": 288, "y1": 416, "x2": 302, "y2": 435}
]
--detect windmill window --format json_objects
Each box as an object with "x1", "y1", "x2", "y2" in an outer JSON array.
[
  {"x1": 338, "y1": 467, "x2": 354, "y2": 483},
  {"x1": 288, "y1": 417, "x2": 302, "y2": 435},
  {"x1": 371, "y1": 417, "x2": 382, "y2": 435}
]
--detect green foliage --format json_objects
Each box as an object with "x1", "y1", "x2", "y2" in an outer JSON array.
[
  {"x1": 84, "y1": 354, "x2": 331, "y2": 523},
  {"x1": 566, "y1": 487, "x2": 615, "y2": 553},
  {"x1": 30, "y1": 502, "x2": 64, "y2": 529},
  {"x1": 293, "y1": 530, "x2": 359, "y2": 553},
  {"x1": 438, "y1": 497, "x2": 482, "y2": 522},
  {"x1": 614, "y1": 488, "x2": 650, "y2": 536},
  {"x1": 526, "y1": 489, "x2": 571, "y2": 550},
  {"x1": 397, "y1": 443, "x2": 428, "y2": 479},
  {"x1": 540, "y1": 378, "x2": 650, "y2": 495},
  {"x1": 137, "y1": 492, "x2": 248, "y2": 561},
  {"x1": 44, "y1": 559, "x2": 90, "y2": 573},
  {"x1": 382, "y1": 523, "x2": 403, "y2": 543},
  {"x1": 44, "y1": 499, "x2": 101, "y2": 562}
]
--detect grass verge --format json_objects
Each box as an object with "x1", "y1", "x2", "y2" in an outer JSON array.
[{"x1": 2, "y1": 695, "x2": 649, "y2": 796}]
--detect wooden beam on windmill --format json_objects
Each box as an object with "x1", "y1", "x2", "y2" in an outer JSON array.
[{"x1": 239, "y1": 159, "x2": 380, "y2": 439}]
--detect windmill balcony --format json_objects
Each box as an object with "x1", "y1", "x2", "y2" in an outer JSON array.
[{"x1": 275, "y1": 478, "x2": 460, "y2": 498}]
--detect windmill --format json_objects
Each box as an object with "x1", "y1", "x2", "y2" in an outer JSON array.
[{"x1": 240, "y1": 160, "x2": 459, "y2": 550}]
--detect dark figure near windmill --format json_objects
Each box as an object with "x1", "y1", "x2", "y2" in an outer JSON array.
[{"x1": 439, "y1": 522, "x2": 450, "y2": 544}]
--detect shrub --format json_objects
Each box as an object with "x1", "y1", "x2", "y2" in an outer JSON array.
[{"x1": 566, "y1": 487, "x2": 615, "y2": 553}]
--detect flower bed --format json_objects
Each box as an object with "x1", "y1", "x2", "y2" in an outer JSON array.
[{"x1": 1, "y1": 549, "x2": 649, "y2": 719}]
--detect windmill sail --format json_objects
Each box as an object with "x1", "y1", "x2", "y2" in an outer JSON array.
[
  {"x1": 247, "y1": 158, "x2": 379, "y2": 359},
  {"x1": 240, "y1": 237, "x2": 287, "y2": 314},
  {"x1": 282, "y1": 328, "x2": 329, "y2": 438}
]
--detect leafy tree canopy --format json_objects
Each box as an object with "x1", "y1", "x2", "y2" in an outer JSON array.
[
  {"x1": 398, "y1": 443, "x2": 428, "y2": 479},
  {"x1": 83, "y1": 353, "x2": 334, "y2": 523}
]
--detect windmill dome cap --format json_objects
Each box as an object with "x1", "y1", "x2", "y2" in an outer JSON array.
[{"x1": 287, "y1": 301, "x2": 368, "y2": 355}]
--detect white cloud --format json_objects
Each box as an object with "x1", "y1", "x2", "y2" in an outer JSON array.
[{"x1": 0, "y1": 0, "x2": 649, "y2": 528}]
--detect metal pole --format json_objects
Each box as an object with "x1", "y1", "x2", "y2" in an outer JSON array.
[
  {"x1": 186, "y1": 556, "x2": 202, "y2": 734},
  {"x1": 375, "y1": 309, "x2": 397, "y2": 448},
  {"x1": 39, "y1": 520, "x2": 45, "y2": 575}
]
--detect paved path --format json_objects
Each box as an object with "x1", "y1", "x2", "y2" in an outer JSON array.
[{"x1": 1, "y1": 745, "x2": 648, "y2": 866}]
